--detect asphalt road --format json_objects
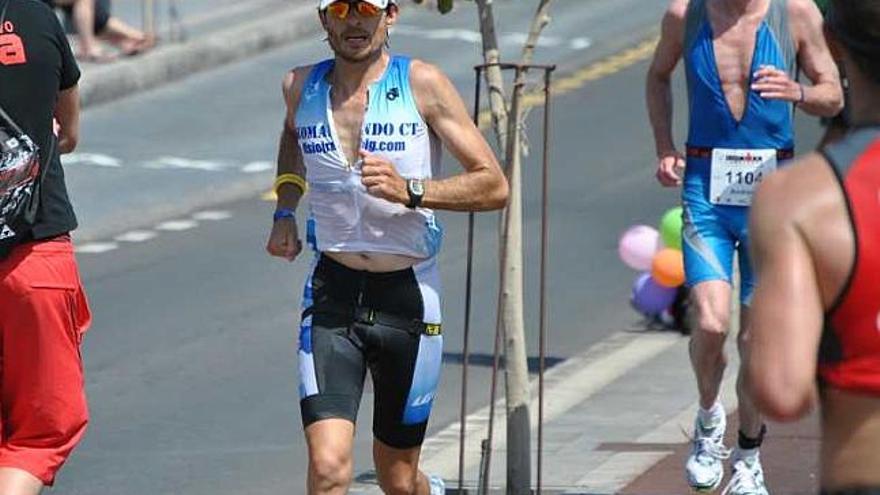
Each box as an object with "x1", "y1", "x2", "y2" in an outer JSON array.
[{"x1": 54, "y1": 1, "x2": 823, "y2": 493}]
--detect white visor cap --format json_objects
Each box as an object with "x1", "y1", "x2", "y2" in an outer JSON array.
[{"x1": 318, "y1": 0, "x2": 396, "y2": 10}]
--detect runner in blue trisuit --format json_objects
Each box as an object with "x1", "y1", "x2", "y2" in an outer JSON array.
[{"x1": 646, "y1": 0, "x2": 843, "y2": 493}]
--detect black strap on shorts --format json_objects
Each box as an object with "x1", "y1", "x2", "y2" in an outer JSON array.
[
  {"x1": 313, "y1": 300, "x2": 441, "y2": 336},
  {"x1": 686, "y1": 145, "x2": 795, "y2": 160}
]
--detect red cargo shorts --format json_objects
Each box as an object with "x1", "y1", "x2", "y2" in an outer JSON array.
[{"x1": 0, "y1": 236, "x2": 91, "y2": 485}]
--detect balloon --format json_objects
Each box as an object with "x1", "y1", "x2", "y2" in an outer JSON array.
[
  {"x1": 618, "y1": 225, "x2": 662, "y2": 271},
  {"x1": 652, "y1": 248, "x2": 686, "y2": 287},
  {"x1": 660, "y1": 206, "x2": 684, "y2": 250},
  {"x1": 632, "y1": 272, "x2": 678, "y2": 315}
]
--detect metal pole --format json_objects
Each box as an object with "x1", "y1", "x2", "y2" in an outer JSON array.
[
  {"x1": 458, "y1": 67, "x2": 483, "y2": 495},
  {"x1": 536, "y1": 66, "x2": 555, "y2": 495},
  {"x1": 142, "y1": 0, "x2": 155, "y2": 35},
  {"x1": 481, "y1": 223, "x2": 506, "y2": 495},
  {"x1": 476, "y1": 63, "x2": 505, "y2": 495}
]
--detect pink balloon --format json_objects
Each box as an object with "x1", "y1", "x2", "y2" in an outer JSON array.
[{"x1": 618, "y1": 225, "x2": 662, "y2": 271}]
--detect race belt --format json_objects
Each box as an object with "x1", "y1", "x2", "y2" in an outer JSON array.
[
  {"x1": 686, "y1": 145, "x2": 794, "y2": 161},
  {"x1": 311, "y1": 300, "x2": 442, "y2": 336}
]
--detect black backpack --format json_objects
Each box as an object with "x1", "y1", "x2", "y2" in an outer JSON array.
[{"x1": 0, "y1": 105, "x2": 47, "y2": 259}]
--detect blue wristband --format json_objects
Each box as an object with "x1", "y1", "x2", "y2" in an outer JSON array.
[{"x1": 273, "y1": 208, "x2": 296, "y2": 222}]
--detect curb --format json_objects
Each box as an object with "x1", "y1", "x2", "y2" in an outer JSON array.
[{"x1": 79, "y1": 4, "x2": 319, "y2": 109}]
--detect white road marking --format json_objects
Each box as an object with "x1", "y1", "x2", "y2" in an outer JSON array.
[
  {"x1": 417, "y1": 332, "x2": 681, "y2": 479},
  {"x1": 571, "y1": 452, "x2": 671, "y2": 494},
  {"x1": 393, "y1": 25, "x2": 593, "y2": 51},
  {"x1": 75, "y1": 242, "x2": 119, "y2": 254},
  {"x1": 114, "y1": 230, "x2": 158, "y2": 243},
  {"x1": 64, "y1": 153, "x2": 123, "y2": 167},
  {"x1": 398, "y1": 26, "x2": 481, "y2": 43},
  {"x1": 192, "y1": 210, "x2": 232, "y2": 221},
  {"x1": 571, "y1": 373, "x2": 739, "y2": 493},
  {"x1": 155, "y1": 220, "x2": 199, "y2": 231},
  {"x1": 75, "y1": 213, "x2": 231, "y2": 255},
  {"x1": 63, "y1": 153, "x2": 279, "y2": 174},
  {"x1": 570, "y1": 37, "x2": 593, "y2": 50},
  {"x1": 143, "y1": 156, "x2": 228, "y2": 172},
  {"x1": 241, "y1": 161, "x2": 274, "y2": 173}
]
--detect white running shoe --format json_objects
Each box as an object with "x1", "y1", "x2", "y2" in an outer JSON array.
[
  {"x1": 722, "y1": 455, "x2": 770, "y2": 495},
  {"x1": 428, "y1": 474, "x2": 445, "y2": 495},
  {"x1": 685, "y1": 413, "x2": 730, "y2": 492}
]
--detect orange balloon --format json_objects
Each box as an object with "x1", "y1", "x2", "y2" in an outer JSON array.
[{"x1": 651, "y1": 248, "x2": 685, "y2": 287}]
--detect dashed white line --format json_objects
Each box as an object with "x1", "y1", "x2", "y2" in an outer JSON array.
[
  {"x1": 570, "y1": 37, "x2": 593, "y2": 50},
  {"x1": 64, "y1": 153, "x2": 123, "y2": 168},
  {"x1": 393, "y1": 25, "x2": 593, "y2": 51},
  {"x1": 192, "y1": 210, "x2": 232, "y2": 221},
  {"x1": 76, "y1": 213, "x2": 235, "y2": 255},
  {"x1": 143, "y1": 157, "x2": 228, "y2": 172},
  {"x1": 75, "y1": 242, "x2": 119, "y2": 254},
  {"x1": 63, "y1": 153, "x2": 278, "y2": 174},
  {"x1": 114, "y1": 230, "x2": 158, "y2": 243},
  {"x1": 241, "y1": 161, "x2": 274, "y2": 173},
  {"x1": 155, "y1": 220, "x2": 199, "y2": 231}
]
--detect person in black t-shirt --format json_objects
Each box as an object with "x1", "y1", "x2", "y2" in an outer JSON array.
[{"x1": 0, "y1": 0, "x2": 91, "y2": 493}]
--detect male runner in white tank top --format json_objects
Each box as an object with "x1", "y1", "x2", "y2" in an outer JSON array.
[{"x1": 265, "y1": 1, "x2": 508, "y2": 494}]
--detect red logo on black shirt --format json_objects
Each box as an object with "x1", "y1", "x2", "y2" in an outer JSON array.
[{"x1": 0, "y1": 21, "x2": 27, "y2": 66}]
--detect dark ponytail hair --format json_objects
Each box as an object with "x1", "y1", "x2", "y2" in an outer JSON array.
[{"x1": 827, "y1": 0, "x2": 880, "y2": 84}]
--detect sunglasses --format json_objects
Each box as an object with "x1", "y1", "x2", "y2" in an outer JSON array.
[{"x1": 325, "y1": 0, "x2": 384, "y2": 20}]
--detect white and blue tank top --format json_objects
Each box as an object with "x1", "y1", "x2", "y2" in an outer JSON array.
[{"x1": 295, "y1": 55, "x2": 443, "y2": 259}]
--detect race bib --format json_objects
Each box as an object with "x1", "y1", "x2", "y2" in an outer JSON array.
[{"x1": 709, "y1": 148, "x2": 777, "y2": 206}]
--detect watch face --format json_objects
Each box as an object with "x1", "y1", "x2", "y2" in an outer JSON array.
[{"x1": 410, "y1": 179, "x2": 425, "y2": 196}]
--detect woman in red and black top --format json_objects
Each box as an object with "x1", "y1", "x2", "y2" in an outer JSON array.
[{"x1": 748, "y1": 1, "x2": 880, "y2": 493}]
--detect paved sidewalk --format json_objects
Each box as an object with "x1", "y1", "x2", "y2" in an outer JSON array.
[
  {"x1": 352, "y1": 328, "x2": 820, "y2": 494},
  {"x1": 76, "y1": 0, "x2": 319, "y2": 108}
]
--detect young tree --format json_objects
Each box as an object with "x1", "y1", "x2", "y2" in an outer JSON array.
[{"x1": 414, "y1": 1, "x2": 555, "y2": 493}]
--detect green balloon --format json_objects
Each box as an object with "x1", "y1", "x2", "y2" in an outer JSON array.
[
  {"x1": 660, "y1": 207, "x2": 683, "y2": 250},
  {"x1": 438, "y1": 0, "x2": 453, "y2": 14}
]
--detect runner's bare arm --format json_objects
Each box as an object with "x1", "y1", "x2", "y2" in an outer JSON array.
[
  {"x1": 276, "y1": 68, "x2": 309, "y2": 211},
  {"x1": 747, "y1": 163, "x2": 824, "y2": 422},
  {"x1": 792, "y1": 0, "x2": 843, "y2": 116},
  {"x1": 754, "y1": 0, "x2": 842, "y2": 116},
  {"x1": 408, "y1": 60, "x2": 508, "y2": 211},
  {"x1": 267, "y1": 67, "x2": 310, "y2": 261},
  {"x1": 646, "y1": 0, "x2": 688, "y2": 186},
  {"x1": 55, "y1": 86, "x2": 80, "y2": 154}
]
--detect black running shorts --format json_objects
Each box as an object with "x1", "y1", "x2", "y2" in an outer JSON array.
[{"x1": 297, "y1": 254, "x2": 443, "y2": 449}]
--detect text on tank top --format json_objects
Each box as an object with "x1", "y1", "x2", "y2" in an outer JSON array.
[{"x1": 295, "y1": 56, "x2": 443, "y2": 259}]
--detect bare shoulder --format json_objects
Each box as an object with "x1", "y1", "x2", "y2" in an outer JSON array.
[
  {"x1": 666, "y1": 0, "x2": 689, "y2": 22},
  {"x1": 655, "y1": 0, "x2": 689, "y2": 52},
  {"x1": 786, "y1": 0, "x2": 822, "y2": 20},
  {"x1": 753, "y1": 153, "x2": 836, "y2": 229},
  {"x1": 409, "y1": 59, "x2": 460, "y2": 118},
  {"x1": 282, "y1": 65, "x2": 316, "y2": 108},
  {"x1": 786, "y1": 0, "x2": 824, "y2": 39},
  {"x1": 409, "y1": 59, "x2": 454, "y2": 96}
]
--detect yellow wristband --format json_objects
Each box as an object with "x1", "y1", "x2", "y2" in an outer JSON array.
[{"x1": 274, "y1": 173, "x2": 308, "y2": 195}]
